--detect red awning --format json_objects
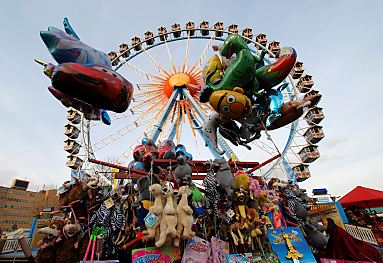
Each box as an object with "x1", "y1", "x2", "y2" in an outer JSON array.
[{"x1": 339, "y1": 186, "x2": 383, "y2": 208}]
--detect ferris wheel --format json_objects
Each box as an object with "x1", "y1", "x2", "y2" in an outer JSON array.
[{"x1": 63, "y1": 20, "x2": 325, "y2": 184}]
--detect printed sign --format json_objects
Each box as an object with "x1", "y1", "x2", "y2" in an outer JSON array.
[{"x1": 266, "y1": 227, "x2": 316, "y2": 263}]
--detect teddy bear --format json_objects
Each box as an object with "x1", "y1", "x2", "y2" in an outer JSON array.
[
  {"x1": 142, "y1": 184, "x2": 163, "y2": 242},
  {"x1": 173, "y1": 155, "x2": 192, "y2": 186},
  {"x1": 155, "y1": 187, "x2": 178, "y2": 247},
  {"x1": 175, "y1": 186, "x2": 195, "y2": 244},
  {"x1": 214, "y1": 158, "x2": 234, "y2": 196}
]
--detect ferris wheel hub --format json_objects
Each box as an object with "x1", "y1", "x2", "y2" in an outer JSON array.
[{"x1": 163, "y1": 72, "x2": 198, "y2": 97}]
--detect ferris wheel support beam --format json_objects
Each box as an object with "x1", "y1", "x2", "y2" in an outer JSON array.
[{"x1": 147, "y1": 89, "x2": 180, "y2": 143}]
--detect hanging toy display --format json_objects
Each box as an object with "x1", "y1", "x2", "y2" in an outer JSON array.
[{"x1": 33, "y1": 17, "x2": 333, "y2": 263}]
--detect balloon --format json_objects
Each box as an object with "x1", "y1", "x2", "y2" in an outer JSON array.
[
  {"x1": 175, "y1": 144, "x2": 193, "y2": 160},
  {"x1": 202, "y1": 112, "x2": 225, "y2": 155},
  {"x1": 38, "y1": 18, "x2": 133, "y2": 123},
  {"x1": 133, "y1": 144, "x2": 151, "y2": 162},
  {"x1": 40, "y1": 24, "x2": 111, "y2": 68},
  {"x1": 255, "y1": 47, "x2": 297, "y2": 91},
  {"x1": 200, "y1": 34, "x2": 259, "y2": 102},
  {"x1": 265, "y1": 83, "x2": 288, "y2": 127},
  {"x1": 159, "y1": 146, "x2": 176, "y2": 159},
  {"x1": 202, "y1": 54, "x2": 223, "y2": 84},
  {"x1": 133, "y1": 161, "x2": 146, "y2": 172},
  {"x1": 142, "y1": 147, "x2": 159, "y2": 170},
  {"x1": 265, "y1": 93, "x2": 322, "y2": 131},
  {"x1": 159, "y1": 139, "x2": 176, "y2": 150},
  {"x1": 50, "y1": 63, "x2": 133, "y2": 113},
  {"x1": 208, "y1": 87, "x2": 252, "y2": 120}
]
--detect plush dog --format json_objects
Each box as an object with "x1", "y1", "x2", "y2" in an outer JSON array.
[
  {"x1": 142, "y1": 184, "x2": 163, "y2": 242},
  {"x1": 155, "y1": 188, "x2": 178, "y2": 247},
  {"x1": 175, "y1": 186, "x2": 195, "y2": 244}
]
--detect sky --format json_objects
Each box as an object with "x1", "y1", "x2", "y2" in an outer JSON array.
[{"x1": 0, "y1": 0, "x2": 382, "y2": 197}]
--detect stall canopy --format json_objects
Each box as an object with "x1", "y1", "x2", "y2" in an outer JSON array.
[{"x1": 339, "y1": 186, "x2": 383, "y2": 208}]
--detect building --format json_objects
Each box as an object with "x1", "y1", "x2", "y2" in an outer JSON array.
[{"x1": 0, "y1": 179, "x2": 59, "y2": 232}]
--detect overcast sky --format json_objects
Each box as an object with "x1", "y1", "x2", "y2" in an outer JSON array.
[{"x1": 0, "y1": 0, "x2": 382, "y2": 197}]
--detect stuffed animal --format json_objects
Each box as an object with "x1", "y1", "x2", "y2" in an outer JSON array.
[
  {"x1": 142, "y1": 184, "x2": 163, "y2": 242},
  {"x1": 233, "y1": 189, "x2": 248, "y2": 229},
  {"x1": 85, "y1": 177, "x2": 100, "y2": 210},
  {"x1": 136, "y1": 174, "x2": 161, "y2": 226},
  {"x1": 249, "y1": 177, "x2": 262, "y2": 199},
  {"x1": 268, "y1": 200, "x2": 282, "y2": 229},
  {"x1": 214, "y1": 158, "x2": 234, "y2": 196},
  {"x1": 203, "y1": 160, "x2": 221, "y2": 217},
  {"x1": 191, "y1": 186, "x2": 205, "y2": 217},
  {"x1": 155, "y1": 187, "x2": 178, "y2": 247},
  {"x1": 55, "y1": 219, "x2": 82, "y2": 263},
  {"x1": 58, "y1": 176, "x2": 88, "y2": 220},
  {"x1": 35, "y1": 220, "x2": 64, "y2": 263},
  {"x1": 246, "y1": 207, "x2": 262, "y2": 236},
  {"x1": 230, "y1": 222, "x2": 244, "y2": 246},
  {"x1": 89, "y1": 188, "x2": 125, "y2": 259},
  {"x1": 175, "y1": 186, "x2": 195, "y2": 244},
  {"x1": 234, "y1": 171, "x2": 250, "y2": 191},
  {"x1": 173, "y1": 155, "x2": 192, "y2": 186}
]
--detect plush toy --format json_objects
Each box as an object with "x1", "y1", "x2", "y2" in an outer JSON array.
[
  {"x1": 155, "y1": 187, "x2": 178, "y2": 247},
  {"x1": 175, "y1": 186, "x2": 195, "y2": 244},
  {"x1": 233, "y1": 189, "x2": 248, "y2": 229},
  {"x1": 58, "y1": 176, "x2": 88, "y2": 219},
  {"x1": 249, "y1": 177, "x2": 262, "y2": 199},
  {"x1": 85, "y1": 177, "x2": 101, "y2": 210},
  {"x1": 246, "y1": 207, "x2": 262, "y2": 236},
  {"x1": 234, "y1": 171, "x2": 250, "y2": 191},
  {"x1": 268, "y1": 200, "x2": 282, "y2": 229},
  {"x1": 55, "y1": 219, "x2": 82, "y2": 263},
  {"x1": 203, "y1": 160, "x2": 221, "y2": 217},
  {"x1": 173, "y1": 155, "x2": 192, "y2": 186},
  {"x1": 191, "y1": 186, "x2": 205, "y2": 217},
  {"x1": 257, "y1": 191, "x2": 271, "y2": 209},
  {"x1": 89, "y1": 188, "x2": 125, "y2": 259},
  {"x1": 142, "y1": 184, "x2": 163, "y2": 242},
  {"x1": 35, "y1": 220, "x2": 64, "y2": 263},
  {"x1": 136, "y1": 174, "x2": 161, "y2": 226},
  {"x1": 214, "y1": 158, "x2": 234, "y2": 196},
  {"x1": 230, "y1": 222, "x2": 244, "y2": 246}
]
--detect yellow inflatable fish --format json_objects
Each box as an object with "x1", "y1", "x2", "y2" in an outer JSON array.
[
  {"x1": 203, "y1": 54, "x2": 223, "y2": 84},
  {"x1": 209, "y1": 87, "x2": 252, "y2": 120}
]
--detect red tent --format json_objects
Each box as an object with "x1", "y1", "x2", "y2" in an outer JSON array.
[{"x1": 339, "y1": 186, "x2": 383, "y2": 208}]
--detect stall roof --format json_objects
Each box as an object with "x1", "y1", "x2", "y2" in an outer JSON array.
[{"x1": 339, "y1": 186, "x2": 383, "y2": 208}]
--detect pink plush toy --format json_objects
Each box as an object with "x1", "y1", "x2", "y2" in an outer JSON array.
[{"x1": 249, "y1": 178, "x2": 262, "y2": 198}]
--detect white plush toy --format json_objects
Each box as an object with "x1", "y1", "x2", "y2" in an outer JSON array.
[
  {"x1": 142, "y1": 184, "x2": 163, "y2": 242},
  {"x1": 155, "y1": 187, "x2": 178, "y2": 247},
  {"x1": 176, "y1": 186, "x2": 195, "y2": 244}
]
